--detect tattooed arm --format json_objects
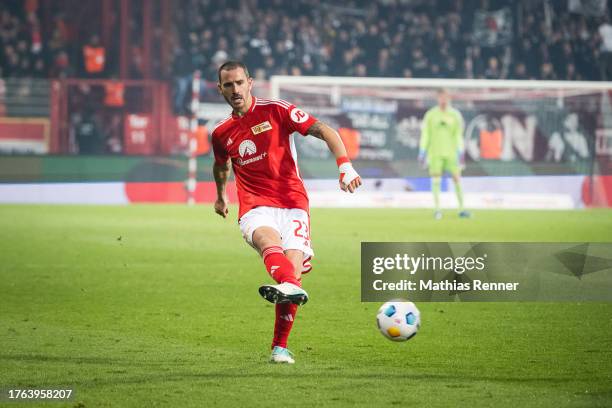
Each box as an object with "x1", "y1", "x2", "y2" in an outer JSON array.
[
  {"x1": 306, "y1": 120, "x2": 362, "y2": 193},
  {"x1": 306, "y1": 121, "x2": 350, "y2": 161}
]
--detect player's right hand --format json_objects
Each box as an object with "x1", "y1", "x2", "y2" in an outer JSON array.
[
  {"x1": 214, "y1": 197, "x2": 229, "y2": 218},
  {"x1": 418, "y1": 149, "x2": 427, "y2": 169}
]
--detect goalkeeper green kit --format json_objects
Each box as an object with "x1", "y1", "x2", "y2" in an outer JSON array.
[{"x1": 419, "y1": 106, "x2": 464, "y2": 175}]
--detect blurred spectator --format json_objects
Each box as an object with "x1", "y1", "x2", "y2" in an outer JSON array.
[
  {"x1": 50, "y1": 50, "x2": 73, "y2": 78},
  {"x1": 172, "y1": 48, "x2": 195, "y2": 113},
  {"x1": 82, "y1": 35, "x2": 106, "y2": 77},
  {"x1": 540, "y1": 62, "x2": 557, "y2": 80},
  {"x1": 461, "y1": 57, "x2": 475, "y2": 79},
  {"x1": 30, "y1": 56, "x2": 44, "y2": 77},
  {"x1": 74, "y1": 109, "x2": 104, "y2": 154},
  {"x1": 599, "y1": 17, "x2": 612, "y2": 80},
  {"x1": 484, "y1": 57, "x2": 502, "y2": 79},
  {"x1": 411, "y1": 48, "x2": 429, "y2": 77},
  {"x1": 564, "y1": 62, "x2": 582, "y2": 81},
  {"x1": 355, "y1": 63, "x2": 367, "y2": 77},
  {"x1": 511, "y1": 62, "x2": 529, "y2": 80},
  {"x1": 104, "y1": 113, "x2": 123, "y2": 154},
  {"x1": 372, "y1": 48, "x2": 394, "y2": 77},
  {"x1": 129, "y1": 46, "x2": 144, "y2": 78},
  {"x1": 470, "y1": 46, "x2": 486, "y2": 78},
  {"x1": 104, "y1": 80, "x2": 125, "y2": 108}
]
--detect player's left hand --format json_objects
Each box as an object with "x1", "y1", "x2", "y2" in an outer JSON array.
[
  {"x1": 338, "y1": 160, "x2": 362, "y2": 193},
  {"x1": 418, "y1": 149, "x2": 427, "y2": 169}
]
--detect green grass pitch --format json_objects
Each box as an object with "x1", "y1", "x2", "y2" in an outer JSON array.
[{"x1": 1, "y1": 205, "x2": 611, "y2": 407}]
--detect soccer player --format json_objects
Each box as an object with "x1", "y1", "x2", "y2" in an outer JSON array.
[
  {"x1": 418, "y1": 88, "x2": 470, "y2": 219},
  {"x1": 211, "y1": 61, "x2": 362, "y2": 364}
]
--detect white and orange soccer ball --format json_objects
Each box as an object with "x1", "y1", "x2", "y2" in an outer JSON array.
[{"x1": 376, "y1": 300, "x2": 421, "y2": 342}]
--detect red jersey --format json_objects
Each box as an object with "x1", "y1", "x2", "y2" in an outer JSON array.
[{"x1": 212, "y1": 97, "x2": 318, "y2": 219}]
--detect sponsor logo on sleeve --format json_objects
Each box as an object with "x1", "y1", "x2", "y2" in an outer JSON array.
[{"x1": 290, "y1": 107, "x2": 309, "y2": 124}]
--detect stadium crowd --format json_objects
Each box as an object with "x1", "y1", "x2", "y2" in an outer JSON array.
[
  {"x1": 1, "y1": 0, "x2": 611, "y2": 82},
  {"x1": 175, "y1": 0, "x2": 610, "y2": 82},
  {"x1": 0, "y1": 0, "x2": 79, "y2": 78}
]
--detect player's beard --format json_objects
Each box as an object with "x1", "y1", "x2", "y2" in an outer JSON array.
[{"x1": 229, "y1": 94, "x2": 244, "y2": 109}]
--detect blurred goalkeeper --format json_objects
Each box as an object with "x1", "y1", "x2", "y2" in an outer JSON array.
[
  {"x1": 212, "y1": 61, "x2": 361, "y2": 364},
  {"x1": 418, "y1": 89, "x2": 470, "y2": 219}
]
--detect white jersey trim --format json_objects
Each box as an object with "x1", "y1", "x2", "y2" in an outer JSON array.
[
  {"x1": 258, "y1": 97, "x2": 291, "y2": 106},
  {"x1": 255, "y1": 98, "x2": 291, "y2": 111},
  {"x1": 212, "y1": 115, "x2": 232, "y2": 135},
  {"x1": 256, "y1": 102, "x2": 291, "y2": 110},
  {"x1": 289, "y1": 133, "x2": 302, "y2": 181}
]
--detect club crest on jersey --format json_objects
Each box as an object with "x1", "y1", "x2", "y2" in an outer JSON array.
[
  {"x1": 238, "y1": 139, "x2": 257, "y2": 157},
  {"x1": 290, "y1": 107, "x2": 309, "y2": 123},
  {"x1": 251, "y1": 121, "x2": 272, "y2": 135}
]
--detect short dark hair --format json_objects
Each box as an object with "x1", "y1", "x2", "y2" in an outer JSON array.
[{"x1": 217, "y1": 61, "x2": 250, "y2": 83}]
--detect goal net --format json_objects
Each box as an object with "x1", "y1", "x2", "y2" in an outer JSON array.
[{"x1": 271, "y1": 77, "x2": 612, "y2": 209}]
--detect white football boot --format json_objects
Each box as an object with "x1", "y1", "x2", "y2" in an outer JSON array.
[
  {"x1": 258, "y1": 282, "x2": 309, "y2": 305},
  {"x1": 270, "y1": 346, "x2": 295, "y2": 364}
]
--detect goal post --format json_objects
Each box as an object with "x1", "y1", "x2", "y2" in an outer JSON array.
[
  {"x1": 270, "y1": 76, "x2": 612, "y2": 208},
  {"x1": 272, "y1": 76, "x2": 612, "y2": 93}
]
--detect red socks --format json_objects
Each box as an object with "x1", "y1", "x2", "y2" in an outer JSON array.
[
  {"x1": 262, "y1": 245, "x2": 301, "y2": 349},
  {"x1": 273, "y1": 302, "x2": 298, "y2": 349},
  {"x1": 262, "y1": 246, "x2": 300, "y2": 286}
]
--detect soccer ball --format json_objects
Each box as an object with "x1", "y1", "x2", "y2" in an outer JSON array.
[{"x1": 376, "y1": 300, "x2": 421, "y2": 342}]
